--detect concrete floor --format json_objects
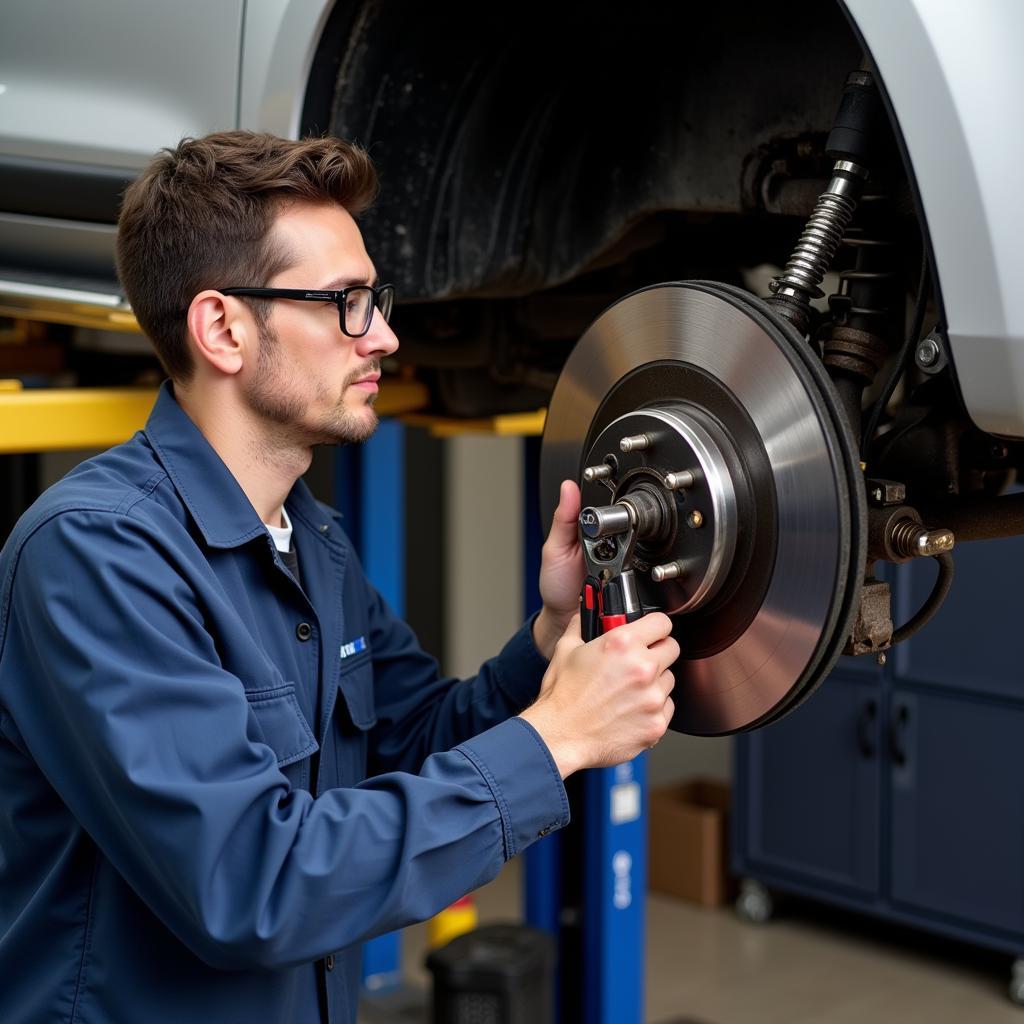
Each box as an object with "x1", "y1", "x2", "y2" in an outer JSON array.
[
  {"x1": 379, "y1": 859, "x2": 1024, "y2": 1024},
  {"x1": 643, "y1": 890, "x2": 1021, "y2": 1024}
]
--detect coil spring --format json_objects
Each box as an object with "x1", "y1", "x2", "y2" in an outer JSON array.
[
  {"x1": 773, "y1": 190, "x2": 857, "y2": 298},
  {"x1": 829, "y1": 193, "x2": 897, "y2": 328}
]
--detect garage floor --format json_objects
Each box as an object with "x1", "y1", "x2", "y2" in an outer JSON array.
[{"x1": 385, "y1": 859, "x2": 1023, "y2": 1024}]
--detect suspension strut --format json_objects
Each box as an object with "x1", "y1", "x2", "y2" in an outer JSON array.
[
  {"x1": 820, "y1": 189, "x2": 901, "y2": 439},
  {"x1": 768, "y1": 70, "x2": 885, "y2": 338},
  {"x1": 768, "y1": 70, "x2": 956, "y2": 657}
]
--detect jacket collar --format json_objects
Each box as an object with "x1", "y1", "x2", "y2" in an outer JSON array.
[{"x1": 144, "y1": 381, "x2": 339, "y2": 550}]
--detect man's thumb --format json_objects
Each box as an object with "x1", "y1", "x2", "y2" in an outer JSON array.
[{"x1": 549, "y1": 479, "x2": 582, "y2": 545}]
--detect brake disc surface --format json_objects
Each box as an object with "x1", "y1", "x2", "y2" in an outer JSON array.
[{"x1": 540, "y1": 281, "x2": 866, "y2": 735}]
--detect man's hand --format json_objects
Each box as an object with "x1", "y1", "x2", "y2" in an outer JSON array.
[
  {"x1": 520, "y1": 611, "x2": 678, "y2": 778},
  {"x1": 532, "y1": 479, "x2": 586, "y2": 660}
]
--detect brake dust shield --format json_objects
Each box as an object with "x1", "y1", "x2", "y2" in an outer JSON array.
[{"x1": 540, "y1": 281, "x2": 866, "y2": 735}]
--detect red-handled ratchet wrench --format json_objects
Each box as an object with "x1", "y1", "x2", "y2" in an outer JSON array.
[{"x1": 578, "y1": 502, "x2": 646, "y2": 641}]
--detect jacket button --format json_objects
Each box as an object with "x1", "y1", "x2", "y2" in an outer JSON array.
[
  {"x1": 325, "y1": 954, "x2": 335, "y2": 971},
  {"x1": 296, "y1": 622, "x2": 313, "y2": 641}
]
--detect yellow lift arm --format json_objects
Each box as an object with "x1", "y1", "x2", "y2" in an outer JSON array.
[{"x1": 0, "y1": 379, "x2": 432, "y2": 454}]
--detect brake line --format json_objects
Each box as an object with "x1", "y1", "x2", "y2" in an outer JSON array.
[{"x1": 890, "y1": 550, "x2": 955, "y2": 646}]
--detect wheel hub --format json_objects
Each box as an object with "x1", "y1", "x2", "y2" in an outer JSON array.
[{"x1": 581, "y1": 403, "x2": 740, "y2": 615}]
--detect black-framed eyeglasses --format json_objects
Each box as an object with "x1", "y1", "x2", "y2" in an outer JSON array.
[{"x1": 220, "y1": 283, "x2": 395, "y2": 338}]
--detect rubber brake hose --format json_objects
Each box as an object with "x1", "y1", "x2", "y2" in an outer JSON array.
[{"x1": 891, "y1": 551, "x2": 955, "y2": 646}]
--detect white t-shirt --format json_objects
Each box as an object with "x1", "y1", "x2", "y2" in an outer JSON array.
[{"x1": 265, "y1": 507, "x2": 293, "y2": 554}]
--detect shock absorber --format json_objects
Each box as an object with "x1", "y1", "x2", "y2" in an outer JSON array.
[
  {"x1": 830, "y1": 201, "x2": 899, "y2": 338},
  {"x1": 768, "y1": 70, "x2": 885, "y2": 336},
  {"x1": 819, "y1": 192, "x2": 901, "y2": 438}
]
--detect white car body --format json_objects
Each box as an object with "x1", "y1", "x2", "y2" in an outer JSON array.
[{"x1": 848, "y1": 0, "x2": 1024, "y2": 436}]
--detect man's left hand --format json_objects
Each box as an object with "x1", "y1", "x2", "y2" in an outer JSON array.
[{"x1": 533, "y1": 479, "x2": 586, "y2": 660}]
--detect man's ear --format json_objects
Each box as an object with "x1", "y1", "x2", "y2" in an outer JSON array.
[{"x1": 186, "y1": 290, "x2": 252, "y2": 376}]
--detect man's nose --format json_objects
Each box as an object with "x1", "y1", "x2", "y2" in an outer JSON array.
[{"x1": 356, "y1": 308, "x2": 399, "y2": 358}]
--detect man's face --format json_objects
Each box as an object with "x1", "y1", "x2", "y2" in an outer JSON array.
[{"x1": 243, "y1": 201, "x2": 399, "y2": 446}]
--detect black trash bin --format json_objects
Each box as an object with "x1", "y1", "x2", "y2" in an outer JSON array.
[{"x1": 425, "y1": 923, "x2": 554, "y2": 1024}]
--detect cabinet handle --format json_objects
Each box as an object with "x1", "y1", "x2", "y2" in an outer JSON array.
[
  {"x1": 890, "y1": 704, "x2": 910, "y2": 767},
  {"x1": 856, "y1": 700, "x2": 877, "y2": 759}
]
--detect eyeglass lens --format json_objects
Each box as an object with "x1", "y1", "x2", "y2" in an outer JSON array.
[{"x1": 343, "y1": 286, "x2": 395, "y2": 336}]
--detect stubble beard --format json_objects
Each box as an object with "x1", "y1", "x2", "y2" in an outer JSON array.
[{"x1": 245, "y1": 322, "x2": 380, "y2": 447}]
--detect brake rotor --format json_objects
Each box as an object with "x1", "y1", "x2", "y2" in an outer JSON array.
[{"x1": 540, "y1": 280, "x2": 866, "y2": 735}]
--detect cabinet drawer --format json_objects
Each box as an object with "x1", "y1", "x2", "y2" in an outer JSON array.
[
  {"x1": 737, "y1": 673, "x2": 881, "y2": 895},
  {"x1": 890, "y1": 688, "x2": 1024, "y2": 936}
]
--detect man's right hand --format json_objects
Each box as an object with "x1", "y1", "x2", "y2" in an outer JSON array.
[{"x1": 519, "y1": 611, "x2": 679, "y2": 778}]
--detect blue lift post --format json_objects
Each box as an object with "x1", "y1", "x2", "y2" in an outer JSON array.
[
  {"x1": 336, "y1": 421, "x2": 406, "y2": 993},
  {"x1": 581, "y1": 759, "x2": 647, "y2": 1023},
  {"x1": 522, "y1": 437, "x2": 648, "y2": 1024}
]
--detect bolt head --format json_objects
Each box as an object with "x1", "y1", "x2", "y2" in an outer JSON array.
[
  {"x1": 867, "y1": 479, "x2": 907, "y2": 506},
  {"x1": 916, "y1": 338, "x2": 940, "y2": 367},
  {"x1": 686, "y1": 510, "x2": 704, "y2": 529}
]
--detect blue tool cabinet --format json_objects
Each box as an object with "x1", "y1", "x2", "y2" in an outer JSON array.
[{"x1": 733, "y1": 535, "x2": 1024, "y2": 977}]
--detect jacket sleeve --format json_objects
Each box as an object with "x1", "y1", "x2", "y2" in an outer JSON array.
[
  {"x1": 363, "y1": 573, "x2": 552, "y2": 777},
  {"x1": 0, "y1": 510, "x2": 568, "y2": 971}
]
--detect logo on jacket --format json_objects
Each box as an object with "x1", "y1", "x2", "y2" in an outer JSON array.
[{"x1": 340, "y1": 636, "x2": 367, "y2": 659}]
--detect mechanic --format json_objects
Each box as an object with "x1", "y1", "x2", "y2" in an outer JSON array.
[{"x1": 0, "y1": 131, "x2": 678, "y2": 1024}]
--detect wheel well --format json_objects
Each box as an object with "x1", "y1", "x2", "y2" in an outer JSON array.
[
  {"x1": 306, "y1": 0, "x2": 863, "y2": 305},
  {"x1": 301, "y1": 1, "x2": 931, "y2": 415}
]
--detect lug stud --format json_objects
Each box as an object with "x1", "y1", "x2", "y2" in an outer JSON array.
[
  {"x1": 583, "y1": 464, "x2": 614, "y2": 483},
  {"x1": 664, "y1": 470, "x2": 695, "y2": 491},
  {"x1": 651, "y1": 560, "x2": 685, "y2": 582},
  {"x1": 619, "y1": 434, "x2": 651, "y2": 453}
]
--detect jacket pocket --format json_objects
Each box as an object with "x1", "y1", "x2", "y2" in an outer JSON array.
[
  {"x1": 246, "y1": 684, "x2": 319, "y2": 768},
  {"x1": 337, "y1": 648, "x2": 377, "y2": 731}
]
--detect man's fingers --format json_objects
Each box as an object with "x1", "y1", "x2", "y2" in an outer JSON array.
[
  {"x1": 649, "y1": 636, "x2": 681, "y2": 675},
  {"x1": 656, "y1": 667, "x2": 676, "y2": 699},
  {"x1": 661, "y1": 694, "x2": 676, "y2": 727},
  {"x1": 614, "y1": 611, "x2": 674, "y2": 646}
]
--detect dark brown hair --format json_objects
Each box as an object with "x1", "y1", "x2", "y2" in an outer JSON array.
[{"x1": 116, "y1": 130, "x2": 379, "y2": 383}]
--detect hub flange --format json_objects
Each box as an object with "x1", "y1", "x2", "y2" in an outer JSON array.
[{"x1": 581, "y1": 404, "x2": 739, "y2": 615}]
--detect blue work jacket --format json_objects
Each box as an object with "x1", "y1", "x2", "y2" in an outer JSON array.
[{"x1": 0, "y1": 382, "x2": 569, "y2": 1024}]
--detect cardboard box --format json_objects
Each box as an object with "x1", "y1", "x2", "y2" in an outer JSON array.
[{"x1": 648, "y1": 779, "x2": 733, "y2": 908}]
